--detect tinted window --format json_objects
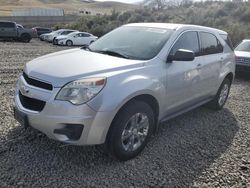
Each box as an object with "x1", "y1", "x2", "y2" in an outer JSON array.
[
  {"x1": 200, "y1": 32, "x2": 223, "y2": 55},
  {"x1": 0, "y1": 22, "x2": 15, "y2": 28},
  {"x1": 37, "y1": 28, "x2": 49, "y2": 32},
  {"x1": 61, "y1": 31, "x2": 73, "y2": 35},
  {"x1": 82, "y1": 33, "x2": 91, "y2": 37},
  {"x1": 170, "y1": 31, "x2": 200, "y2": 56}
]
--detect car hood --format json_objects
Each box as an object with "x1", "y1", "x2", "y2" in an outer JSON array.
[
  {"x1": 25, "y1": 48, "x2": 145, "y2": 87},
  {"x1": 235, "y1": 51, "x2": 250, "y2": 58}
]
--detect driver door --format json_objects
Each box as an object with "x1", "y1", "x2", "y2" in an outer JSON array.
[{"x1": 164, "y1": 31, "x2": 203, "y2": 116}]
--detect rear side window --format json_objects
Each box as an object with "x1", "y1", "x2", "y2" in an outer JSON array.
[
  {"x1": 200, "y1": 32, "x2": 223, "y2": 55},
  {"x1": 170, "y1": 31, "x2": 200, "y2": 56},
  {"x1": 0, "y1": 22, "x2": 15, "y2": 28},
  {"x1": 82, "y1": 33, "x2": 91, "y2": 37}
]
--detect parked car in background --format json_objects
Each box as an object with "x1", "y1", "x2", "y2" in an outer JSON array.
[
  {"x1": 55, "y1": 31, "x2": 98, "y2": 46},
  {"x1": 17, "y1": 24, "x2": 24, "y2": 29},
  {"x1": 0, "y1": 21, "x2": 36, "y2": 42},
  {"x1": 39, "y1": 33, "x2": 48, "y2": 41},
  {"x1": 46, "y1": 29, "x2": 78, "y2": 43},
  {"x1": 33, "y1": 27, "x2": 52, "y2": 36},
  {"x1": 235, "y1": 39, "x2": 250, "y2": 73},
  {"x1": 14, "y1": 23, "x2": 235, "y2": 161}
]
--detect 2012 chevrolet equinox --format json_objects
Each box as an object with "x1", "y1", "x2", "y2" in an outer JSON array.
[{"x1": 14, "y1": 23, "x2": 235, "y2": 161}]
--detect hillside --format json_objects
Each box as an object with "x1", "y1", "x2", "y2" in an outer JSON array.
[
  {"x1": 59, "y1": 1, "x2": 250, "y2": 45},
  {"x1": 0, "y1": 0, "x2": 139, "y2": 16}
]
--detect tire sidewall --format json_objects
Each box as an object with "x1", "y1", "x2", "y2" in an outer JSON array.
[
  {"x1": 108, "y1": 100, "x2": 155, "y2": 161},
  {"x1": 66, "y1": 40, "x2": 73, "y2": 46},
  {"x1": 215, "y1": 78, "x2": 231, "y2": 109},
  {"x1": 21, "y1": 34, "x2": 31, "y2": 43}
]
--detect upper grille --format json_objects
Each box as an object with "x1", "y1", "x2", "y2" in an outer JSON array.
[
  {"x1": 19, "y1": 91, "x2": 46, "y2": 112},
  {"x1": 23, "y1": 72, "x2": 53, "y2": 91}
]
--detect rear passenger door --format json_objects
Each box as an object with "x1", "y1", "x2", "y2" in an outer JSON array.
[
  {"x1": 80, "y1": 33, "x2": 92, "y2": 45},
  {"x1": 198, "y1": 32, "x2": 223, "y2": 97}
]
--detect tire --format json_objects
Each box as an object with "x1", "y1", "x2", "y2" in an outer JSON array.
[
  {"x1": 206, "y1": 78, "x2": 231, "y2": 110},
  {"x1": 53, "y1": 40, "x2": 57, "y2": 45},
  {"x1": 107, "y1": 100, "x2": 155, "y2": 161},
  {"x1": 66, "y1": 40, "x2": 73, "y2": 46},
  {"x1": 52, "y1": 37, "x2": 56, "y2": 44},
  {"x1": 20, "y1": 34, "x2": 31, "y2": 43}
]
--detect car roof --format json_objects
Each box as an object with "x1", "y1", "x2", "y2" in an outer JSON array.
[
  {"x1": 125, "y1": 23, "x2": 227, "y2": 35},
  {"x1": 0, "y1": 21, "x2": 15, "y2": 23}
]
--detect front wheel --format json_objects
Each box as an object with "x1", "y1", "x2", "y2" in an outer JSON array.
[
  {"x1": 66, "y1": 40, "x2": 73, "y2": 46},
  {"x1": 206, "y1": 78, "x2": 231, "y2": 110},
  {"x1": 107, "y1": 100, "x2": 155, "y2": 161},
  {"x1": 21, "y1": 34, "x2": 31, "y2": 43}
]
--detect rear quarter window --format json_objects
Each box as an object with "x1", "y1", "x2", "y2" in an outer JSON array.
[{"x1": 220, "y1": 34, "x2": 234, "y2": 51}]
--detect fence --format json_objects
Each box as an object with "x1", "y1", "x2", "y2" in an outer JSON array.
[{"x1": 0, "y1": 16, "x2": 80, "y2": 27}]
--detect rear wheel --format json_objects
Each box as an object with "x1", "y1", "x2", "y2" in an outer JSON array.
[
  {"x1": 107, "y1": 100, "x2": 155, "y2": 161},
  {"x1": 21, "y1": 34, "x2": 31, "y2": 43},
  {"x1": 206, "y1": 78, "x2": 231, "y2": 110},
  {"x1": 66, "y1": 40, "x2": 73, "y2": 46}
]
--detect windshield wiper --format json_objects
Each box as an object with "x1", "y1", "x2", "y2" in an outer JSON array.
[{"x1": 95, "y1": 50, "x2": 131, "y2": 59}]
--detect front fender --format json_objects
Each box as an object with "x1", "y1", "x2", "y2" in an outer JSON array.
[{"x1": 87, "y1": 71, "x2": 165, "y2": 114}]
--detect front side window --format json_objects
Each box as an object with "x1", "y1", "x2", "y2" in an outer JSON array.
[
  {"x1": 200, "y1": 32, "x2": 223, "y2": 55},
  {"x1": 170, "y1": 31, "x2": 200, "y2": 56},
  {"x1": 89, "y1": 26, "x2": 173, "y2": 60}
]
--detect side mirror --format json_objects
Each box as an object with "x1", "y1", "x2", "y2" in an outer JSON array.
[{"x1": 167, "y1": 49, "x2": 195, "y2": 62}]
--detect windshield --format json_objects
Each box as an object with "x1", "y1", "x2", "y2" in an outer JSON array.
[
  {"x1": 89, "y1": 26, "x2": 173, "y2": 60},
  {"x1": 235, "y1": 41, "x2": 250, "y2": 52}
]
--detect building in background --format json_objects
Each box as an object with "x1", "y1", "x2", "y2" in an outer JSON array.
[{"x1": 12, "y1": 8, "x2": 64, "y2": 17}]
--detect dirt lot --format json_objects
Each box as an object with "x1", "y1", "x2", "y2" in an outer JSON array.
[{"x1": 0, "y1": 39, "x2": 249, "y2": 188}]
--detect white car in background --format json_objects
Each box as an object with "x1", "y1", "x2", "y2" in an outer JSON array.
[
  {"x1": 55, "y1": 31, "x2": 98, "y2": 46},
  {"x1": 46, "y1": 29, "x2": 78, "y2": 43}
]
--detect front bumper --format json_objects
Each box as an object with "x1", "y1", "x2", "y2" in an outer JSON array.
[
  {"x1": 58, "y1": 40, "x2": 66, "y2": 46},
  {"x1": 14, "y1": 75, "x2": 114, "y2": 145},
  {"x1": 236, "y1": 63, "x2": 250, "y2": 72}
]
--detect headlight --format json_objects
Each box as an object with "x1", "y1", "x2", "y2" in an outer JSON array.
[{"x1": 56, "y1": 77, "x2": 106, "y2": 105}]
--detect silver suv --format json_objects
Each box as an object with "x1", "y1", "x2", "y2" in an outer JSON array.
[{"x1": 14, "y1": 23, "x2": 235, "y2": 160}]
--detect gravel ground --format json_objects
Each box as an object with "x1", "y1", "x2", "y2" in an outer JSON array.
[{"x1": 0, "y1": 39, "x2": 249, "y2": 188}]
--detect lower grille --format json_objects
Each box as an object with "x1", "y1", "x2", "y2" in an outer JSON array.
[{"x1": 19, "y1": 91, "x2": 46, "y2": 112}]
